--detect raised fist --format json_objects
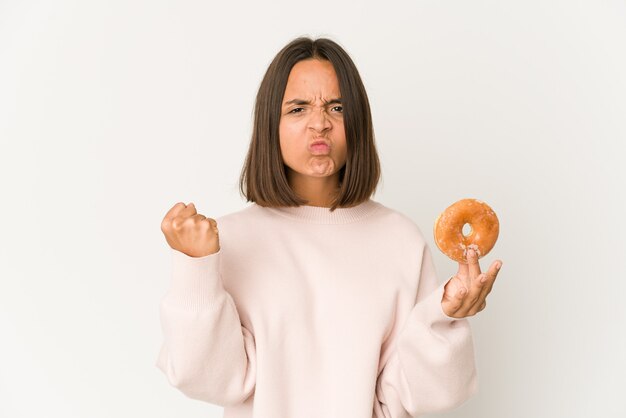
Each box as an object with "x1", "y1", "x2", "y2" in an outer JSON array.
[{"x1": 160, "y1": 202, "x2": 220, "y2": 258}]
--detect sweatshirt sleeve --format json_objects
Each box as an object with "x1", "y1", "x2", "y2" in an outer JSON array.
[
  {"x1": 155, "y1": 248, "x2": 256, "y2": 406},
  {"x1": 375, "y1": 244, "x2": 478, "y2": 417}
]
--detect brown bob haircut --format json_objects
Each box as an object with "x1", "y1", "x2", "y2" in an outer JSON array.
[{"x1": 238, "y1": 36, "x2": 382, "y2": 212}]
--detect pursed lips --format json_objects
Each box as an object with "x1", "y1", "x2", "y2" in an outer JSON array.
[{"x1": 309, "y1": 139, "x2": 331, "y2": 154}]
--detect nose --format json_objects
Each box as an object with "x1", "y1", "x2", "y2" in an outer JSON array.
[{"x1": 307, "y1": 106, "x2": 332, "y2": 133}]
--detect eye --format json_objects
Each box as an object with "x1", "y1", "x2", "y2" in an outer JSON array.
[
  {"x1": 331, "y1": 106, "x2": 343, "y2": 113},
  {"x1": 288, "y1": 107, "x2": 304, "y2": 114}
]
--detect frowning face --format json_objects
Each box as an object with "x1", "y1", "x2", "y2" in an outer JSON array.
[{"x1": 279, "y1": 59, "x2": 347, "y2": 183}]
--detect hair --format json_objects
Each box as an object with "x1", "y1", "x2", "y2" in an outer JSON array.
[{"x1": 238, "y1": 36, "x2": 382, "y2": 212}]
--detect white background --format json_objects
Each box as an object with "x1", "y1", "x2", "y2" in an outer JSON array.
[{"x1": 1, "y1": 0, "x2": 625, "y2": 417}]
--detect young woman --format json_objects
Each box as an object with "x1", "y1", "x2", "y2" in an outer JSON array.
[{"x1": 157, "y1": 36, "x2": 503, "y2": 418}]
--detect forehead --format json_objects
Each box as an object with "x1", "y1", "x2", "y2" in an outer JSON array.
[{"x1": 283, "y1": 59, "x2": 340, "y2": 97}]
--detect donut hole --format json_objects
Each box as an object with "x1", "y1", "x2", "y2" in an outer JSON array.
[{"x1": 462, "y1": 223, "x2": 473, "y2": 237}]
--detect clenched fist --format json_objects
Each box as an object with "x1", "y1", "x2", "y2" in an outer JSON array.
[{"x1": 160, "y1": 202, "x2": 220, "y2": 258}]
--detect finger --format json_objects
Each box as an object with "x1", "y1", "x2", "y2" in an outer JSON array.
[
  {"x1": 447, "y1": 284, "x2": 469, "y2": 318},
  {"x1": 449, "y1": 272, "x2": 484, "y2": 317},
  {"x1": 456, "y1": 275, "x2": 484, "y2": 316},
  {"x1": 466, "y1": 248, "x2": 481, "y2": 279},
  {"x1": 191, "y1": 215, "x2": 218, "y2": 232},
  {"x1": 169, "y1": 203, "x2": 200, "y2": 229},
  {"x1": 442, "y1": 276, "x2": 466, "y2": 313},
  {"x1": 181, "y1": 202, "x2": 198, "y2": 217},
  {"x1": 471, "y1": 260, "x2": 502, "y2": 311},
  {"x1": 163, "y1": 202, "x2": 187, "y2": 222},
  {"x1": 456, "y1": 265, "x2": 494, "y2": 317},
  {"x1": 481, "y1": 260, "x2": 502, "y2": 297},
  {"x1": 456, "y1": 261, "x2": 469, "y2": 278},
  {"x1": 455, "y1": 258, "x2": 502, "y2": 317},
  {"x1": 207, "y1": 218, "x2": 219, "y2": 233},
  {"x1": 467, "y1": 298, "x2": 487, "y2": 316},
  {"x1": 442, "y1": 275, "x2": 465, "y2": 301}
]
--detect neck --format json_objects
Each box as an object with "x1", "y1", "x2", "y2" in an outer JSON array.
[{"x1": 286, "y1": 169, "x2": 341, "y2": 208}]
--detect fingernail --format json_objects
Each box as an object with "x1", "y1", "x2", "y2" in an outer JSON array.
[
  {"x1": 496, "y1": 262, "x2": 502, "y2": 270},
  {"x1": 480, "y1": 275, "x2": 487, "y2": 283}
]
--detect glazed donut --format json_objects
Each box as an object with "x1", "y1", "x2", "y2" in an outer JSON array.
[{"x1": 433, "y1": 198, "x2": 499, "y2": 263}]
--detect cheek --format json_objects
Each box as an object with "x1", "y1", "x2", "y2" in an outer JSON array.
[
  {"x1": 279, "y1": 119, "x2": 302, "y2": 139},
  {"x1": 278, "y1": 125, "x2": 298, "y2": 162},
  {"x1": 279, "y1": 121, "x2": 305, "y2": 155}
]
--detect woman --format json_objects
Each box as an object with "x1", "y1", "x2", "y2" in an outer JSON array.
[{"x1": 157, "y1": 36, "x2": 503, "y2": 418}]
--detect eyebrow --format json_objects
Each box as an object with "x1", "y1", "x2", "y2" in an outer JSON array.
[{"x1": 283, "y1": 98, "x2": 342, "y2": 106}]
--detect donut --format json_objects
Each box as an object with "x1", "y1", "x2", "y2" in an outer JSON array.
[{"x1": 433, "y1": 198, "x2": 499, "y2": 263}]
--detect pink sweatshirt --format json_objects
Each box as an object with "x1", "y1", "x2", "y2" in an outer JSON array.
[{"x1": 156, "y1": 198, "x2": 478, "y2": 418}]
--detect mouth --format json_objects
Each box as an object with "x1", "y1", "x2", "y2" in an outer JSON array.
[{"x1": 309, "y1": 141, "x2": 330, "y2": 154}]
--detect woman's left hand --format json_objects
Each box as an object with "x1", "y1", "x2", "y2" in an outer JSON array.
[{"x1": 441, "y1": 248, "x2": 502, "y2": 318}]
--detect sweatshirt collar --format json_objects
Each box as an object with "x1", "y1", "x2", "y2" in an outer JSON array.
[{"x1": 260, "y1": 198, "x2": 382, "y2": 224}]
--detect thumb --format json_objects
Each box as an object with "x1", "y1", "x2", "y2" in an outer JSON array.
[{"x1": 444, "y1": 275, "x2": 466, "y2": 300}]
